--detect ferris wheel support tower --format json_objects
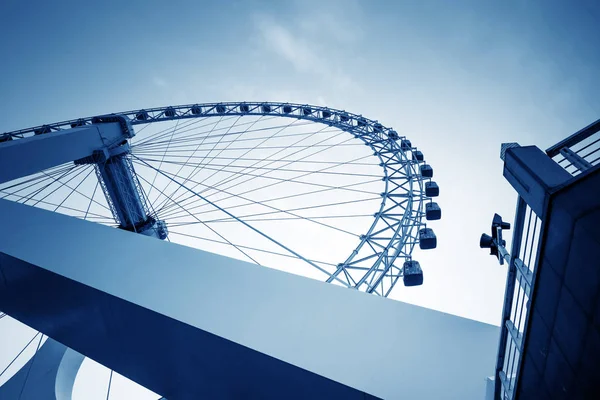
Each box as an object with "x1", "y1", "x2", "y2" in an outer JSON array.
[
  {"x1": 0, "y1": 116, "x2": 166, "y2": 239},
  {"x1": 0, "y1": 116, "x2": 166, "y2": 400}
]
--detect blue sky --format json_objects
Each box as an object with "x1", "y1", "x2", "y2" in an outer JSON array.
[
  {"x1": 1, "y1": 0, "x2": 599, "y2": 398},
  {"x1": 2, "y1": 0, "x2": 597, "y2": 320},
  {"x1": 2, "y1": 0, "x2": 598, "y2": 133}
]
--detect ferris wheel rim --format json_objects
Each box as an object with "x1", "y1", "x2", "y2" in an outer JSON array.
[{"x1": 1, "y1": 101, "x2": 430, "y2": 296}]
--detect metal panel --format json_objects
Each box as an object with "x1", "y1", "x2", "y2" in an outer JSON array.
[{"x1": 503, "y1": 146, "x2": 571, "y2": 216}]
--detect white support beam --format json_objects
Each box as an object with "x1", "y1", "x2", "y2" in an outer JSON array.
[
  {"x1": 0, "y1": 123, "x2": 127, "y2": 184},
  {"x1": 0, "y1": 199, "x2": 499, "y2": 399}
]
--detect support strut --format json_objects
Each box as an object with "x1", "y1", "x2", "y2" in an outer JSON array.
[{"x1": 76, "y1": 140, "x2": 168, "y2": 240}]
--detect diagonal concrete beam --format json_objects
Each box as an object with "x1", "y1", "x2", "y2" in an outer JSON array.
[{"x1": 0, "y1": 199, "x2": 499, "y2": 399}]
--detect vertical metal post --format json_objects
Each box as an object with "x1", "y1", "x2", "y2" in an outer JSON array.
[
  {"x1": 494, "y1": 196, "x2": 527, "y2": 399},
  {"x1": 559, "y1": 147, "x2": 593, "y2": 172}
]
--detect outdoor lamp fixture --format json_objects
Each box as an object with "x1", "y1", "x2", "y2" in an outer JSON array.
[{"x1": 480, "y1": 213, "x2": 511, "y2": 265}]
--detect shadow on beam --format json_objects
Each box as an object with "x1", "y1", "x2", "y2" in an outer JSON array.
[{"x1": 0, "y1": 253, "x2": 379, "y2": 400}]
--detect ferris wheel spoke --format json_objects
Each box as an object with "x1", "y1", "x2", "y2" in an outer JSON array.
[
  {"x1": 29, "y1": 167, "x2": 85, "y2": 204},
  {"x1": 132, "y1": 116, "x2": 211, "y2": 146},
  {"x1": 162, "y1": 194, "x2": 378, "y2": 222},
  {"x1": 146, "y1": 119, "x2": 181, "y2": 201},
  {"x1": 158, "y1": 114, "x2": 252, "y2": 210},
  {"x1": 0, "y1": 332, "x2": 41, "y2": 379},
  {"x1": 157, "y1": 178, "x2": 381, "y2": 220},
  {"x1": 147, "y1": 115, "x2": 228, "y2": 215},
  {"x1": 136, "y1": 161, "x2": 365, "y2": 237},
  {"x1": 0, "y1": 164, "x2": 76, "y2": 199},
  {"x1": 156, "y1": 171, "x2": 378, "y2": 220},
  {"x1": 0, "y1": 193, "x2": 113, "y2": 222},
  {"x1": 156, "y1": 151, "x2": 377, "y2": 217},
  {"x1": 106, "y1": 369, "x2": 114, "y2": 400},
  {"x1": 153, "y1": 116, "x2": 307, "y2": 213},
  {"x1": 190, "y1": 133, "x2": 356, "y2": 202},
  {"x1": 0, "y1": 164, "x2": 74, "y2": 195},
  {"x1": 84, "y1": 179, "x2": 101, "y2": 220},
  {"x1": 167, "y1": 120, "x2": 343, "y2": 207},
  {"x1": 155, "y1": 168, "x2": 379, "y2": 215},
  {"x1": 135, "y1": 142, "x2": 364, "y2": 155},
  {"x1": 131, "y1": 118, "x2": 249, "y2": 153},
  {"x1": 132, "y1": 115, "x2": 303, "y2": 148},
  {"x1": 156, "y1": 136, "x2": 355, "y2": 212},
  {"x1": 132, "y1": 119, "x2": 314, "y2": 151},
  {"x1": 33, "y1": 166, "x2": 111, "y2": 212},
  {"x1": 167, "y1": 115, "x2": 309, "y2": 189},
  {"x1": 2, "y1": 165, "x2": 83, "y2": 207},
  {"x1": 138, "y1": 160, "x2": 380, "y2": 212},
  {"x1": 136, "y1": 129, "x2": 349, "y2": 203},
  {"x1": 162, "y1": 195, "x2": 378, "y2": 226},
  {"x1": 132, "y1": 114, "x2": 283, "y2": 149},
  {"x1": 134, "y1": 158, "x2": 381, "y2": 179},
  {"x1": 3, "y1": 165, "x2": 115, "y2": 221},
  {"x1": 138, "y1": 157, "x2": 378, "y2": 214},
  {"x1": 131, "y1": 153, "x2": 376, "y2": 166},
  {"x1": 152, "y1": 127, "x2": 338, "y2": 149},
  {"x1": 133, "y1": 156, "x2": 348, "y2": 285},
  {"x1": 132, "y1": 127, "x2": 340, "y2": 152},
  {"x1": 133, "y1": 165, "x2": 261, "y2": 264},
  {"x1": 167, "y1": 214, "x2": 373, "y2": 226},
  {"x1": 51, "y1": 165, "x2": 96, "y2": 212},
  {"x1": 167, "y1": 230, "x2": 337, "y2": 268},
  {"x1": 16, "y1": 334, "x2": 43, "y2": 399},
  {"x1": 170, "y1": 214, "x2": 375, "y2": 225},
  {"x1": 0, "y1": 171, "x2": 74, "y2": 203},
  {"x1": 132, "y1": 114, "x2": 233, "y2": 148}
]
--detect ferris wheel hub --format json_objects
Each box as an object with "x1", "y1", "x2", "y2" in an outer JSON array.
[{"x1": 72, "y1": 124, "x2": 167, "y2": 240}]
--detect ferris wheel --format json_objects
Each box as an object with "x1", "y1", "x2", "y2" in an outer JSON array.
[{"x1": 0, "y1": 101, "x2": 441, "y2": 398}]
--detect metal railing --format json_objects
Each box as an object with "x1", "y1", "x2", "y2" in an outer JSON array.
[
  {"x1": 546, "y1": 118, "x2": 600, "y2": 176},
  {"x1": 495, "y1": 198, "x2": 542, "y2": 399}
]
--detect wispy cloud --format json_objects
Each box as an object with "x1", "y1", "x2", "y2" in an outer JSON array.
[
  {"x1": 152, "y1": 76, "x2": 168, "y2": 88},
  {"x1": 295, "y1": 0, "x2": 363, "y2": 44},
  {"x1": 252, "y1": 9, "x2": 359, "y2": 91}
]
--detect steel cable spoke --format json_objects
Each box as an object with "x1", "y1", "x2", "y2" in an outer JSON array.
[
  {"x1": 153, "y1": 150, "x2": 375, "y2": 218},
  {"x1": 133, "y1": 166, "x2": 260, "y2": 264},
  {"x1": 167, "y1": 230, "x2": 336, "y2": 267},
  {"x1": 135, "y1": 157, "x2": 381, "y2": 178},
  {"x1": 152, "y1": 133, "x2": 363, "y2": 215},
  {"x1": 136, "y1": 163, "x2": 367, "y2": 237},
  {"x1": 0, "y1": 333, "x2": 41, "y2": 379},
  {"x1": 133, "y1": 155, "x2": 349, "y2": 286},
  {"x1": 155, "y1": 177, "x2": 380, "y2": 220},
  {"x1": 159, "y1": 120, "x2": 343, "y2": 209},
  {"x1": 147, "y1": 115, "x2": 227, "y2": 213},
  {"x1": 151, "y1": 115, "x2": 308, "y2": 212},
  {"x1": 140, "y1": 157, "x2": 378, "y2": 217}
]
